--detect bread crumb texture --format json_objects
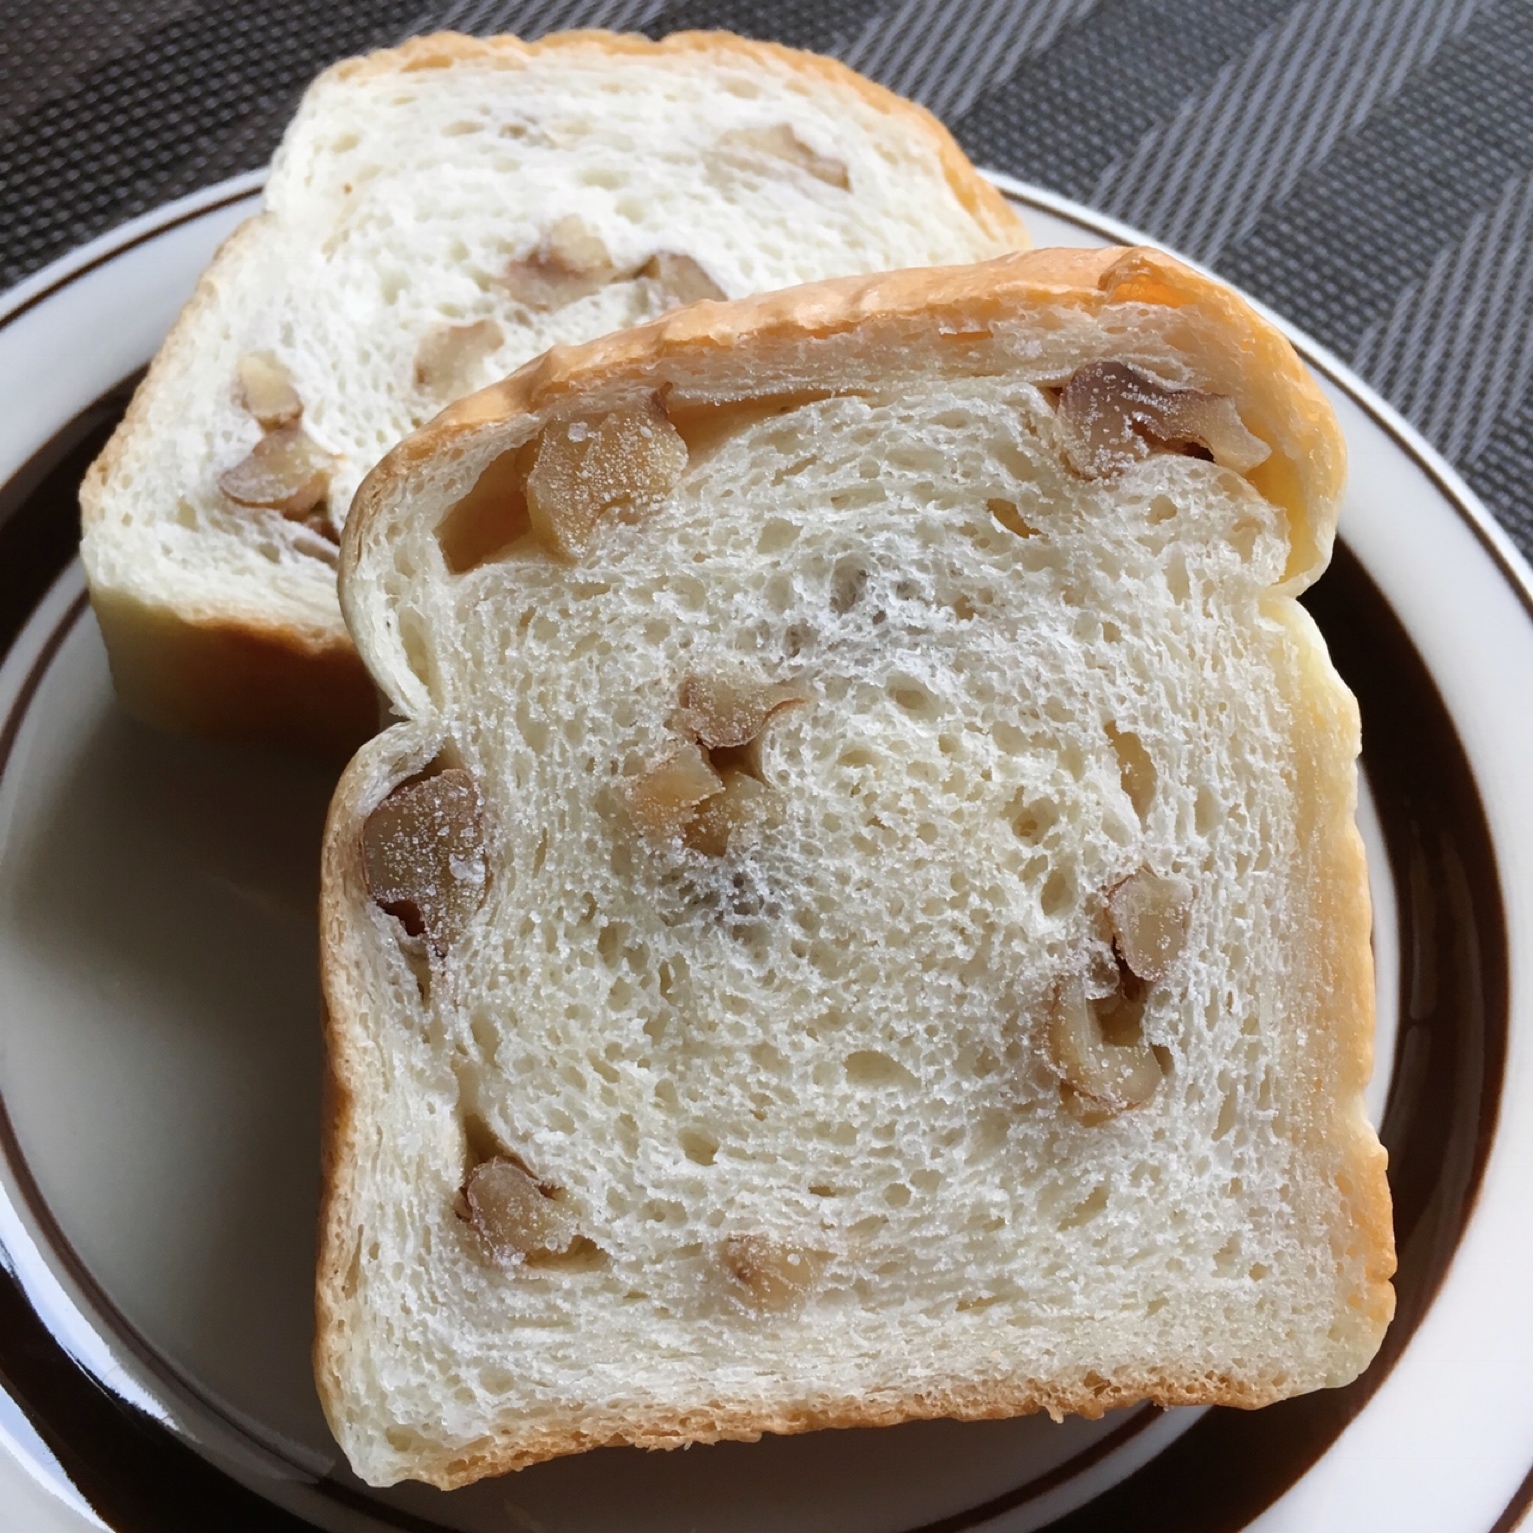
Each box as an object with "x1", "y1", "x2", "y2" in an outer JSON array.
[{"x1": 318, "y1": 249, "x2": 1392, "y2": 1489}]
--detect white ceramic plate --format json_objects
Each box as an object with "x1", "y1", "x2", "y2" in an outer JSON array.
[{"x1": 0, "y1": 175, "x2": 1528, "y2": 1533}]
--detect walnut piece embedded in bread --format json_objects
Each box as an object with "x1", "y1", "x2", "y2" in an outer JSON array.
[{"x1": 318, "y1": 246, "x2": 1392, "y2": 1489}]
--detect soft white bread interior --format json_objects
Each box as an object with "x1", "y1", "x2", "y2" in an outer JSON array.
[
  {"x1": 318, "y1": 246, "x2": 1393, "y2": 1489},
  {"x1": 78, "y1": 29, "x2": 1026, "y2": 755}
]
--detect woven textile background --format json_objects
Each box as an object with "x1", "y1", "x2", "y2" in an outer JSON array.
[{"x1": 2, "y1": 0, "x2": 1530, "y2": 557}]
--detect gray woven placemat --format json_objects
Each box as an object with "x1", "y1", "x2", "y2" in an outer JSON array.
[{"x1": 2, "y1": 0, "x2": 1530, "y2": 558}]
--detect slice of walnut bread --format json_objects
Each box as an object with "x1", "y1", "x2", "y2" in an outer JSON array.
[
  {"x1": 78, "y1": 30, "x2": 1026, "y2": 756},
  {"x1": 318, "y1": 245, "x2": 1394, "y2": 1488}
]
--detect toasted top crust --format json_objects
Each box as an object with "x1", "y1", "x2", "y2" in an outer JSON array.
[{"x1": 345, "y1": 245, "x2": 1346, "y2": 720}]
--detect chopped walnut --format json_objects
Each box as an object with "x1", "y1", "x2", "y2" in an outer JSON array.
[
  {"x1": 413, "y1": 318, "x2": 505, "y2": 397},
  {"x1": 641, "y1": 251, "x2": 726, "y2": 308},
  {"x1": 721, "y1": 1233, "x2": 821, "y2": 1310},
  {"x1": 717, "y1": 124, "x2": 850, "y2": 190},
  {"x1": 625, "y1": 740, "x2": 723, "y2": 841},
  {"x1": 361, "y1": 768, "x2": 487, "y2": 954},
  {"x1": 1046, "y1": 975, "x2": 1162, "y2": 1116},
  {"x1": 682, "y1": 768, "x2": 773, "y2": 857},
  {"x1": 218, "y1": 423, "x2": 333, "y2": 518},
  {"x1": 464, "y1": 1158, "x2": 578, "y2": 1260},
  {"x1": 630, "y1": 672, "x2": 804, "y2": 855},
  {"x1": 524, "y1": 398, "x2": 688, "y2": 559},
  {"x1": 300, "y1": 508, "x2": 340, "y2": 545},
  {"x1": 1055, "y1": 360, "x2": 1269, "y2": 479},
  {"x1": 235, "y1": 351, "x2": 302, "y2": 428},
  {"x1": 1108, "y1": 869, "x2": 1193, "y2": 984},
  {"x1": 676, "y1": 673, "x2": 807, "y2": 750},
  {"x1": 504, "y1": 215, "x2": 619, "y2": 310}
]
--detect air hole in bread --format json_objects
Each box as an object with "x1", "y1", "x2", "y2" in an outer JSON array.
[
  {"x1": 844, "y1": 1049, "x2": 917, "y2": 1089},
  {"x1": 437, "y1": 446, "x2": 534, "y2": 573},
  {"x1": 1040, "y1": 868, "x2": 1073, "y2": 918},
  {"x1": 1008, "y1": 792, "x2": 1058, "y2": 845},
  {"x1": 396, "y1": 609, "x2": 434, "y2": 690},
  {"x1": 1166, "y1": 548, "x2": 1191, "y2": 603},
  {"x1": 988, "y1": 497, "x2": 1039, "y2": 539},
  {"x1": 887, "y1": 675, "x2": 940, "y2": 720},
  {"x1": 1213, "y1": 1075, "x2": 1239, "y2": 1141},
  {"x1": 460, "y1": 1110, "x2": 510, "y2": 1171},
  {"x1": 679, "y1": 1128, "x2": 719, "y2": 1166},
  {"x1": 524, "y1": 1235, "x2": 609, "y2": 1272},
  {"x1": 757, "y1": 518, "x2": 799, "y2": 554},
  {"x1": 467, "y1": 1008, "x2": 501, "y2": 1068},
  {"x1": 783, "y1": 622, "x2": 815, "y2": 658},
  {"x1": 1230, "y1": 516, "x2": 1262, "y2": 562},
  {"x1": 830, "y1": 558, "x2": 868, "y2": 615},
  {"x1": 1195, "y1": 784, "x2": 1222, "y2": 836},
  {"x1": 1060, "y1": 1184, "x2": 1110, "y2": 1228},
  {"x1": 339, "y1": 1236, "x2": 363, "y2": 1301},
  {"x1": 1105, "y1": 723, "x2": 1157, "y2": 821}
]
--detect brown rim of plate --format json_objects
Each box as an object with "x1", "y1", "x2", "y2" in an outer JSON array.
[{"x1": 0, "y1": 185, "x2": 1517, "y2": 1532}]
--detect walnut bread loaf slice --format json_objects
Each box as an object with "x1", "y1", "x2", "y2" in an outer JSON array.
[
  {"x1": 318, "y1": 245, "x2": 1394, "y2": 1489},
  {"x1": 77, "y1": 30, "x2": 1026, "y2": 757}
]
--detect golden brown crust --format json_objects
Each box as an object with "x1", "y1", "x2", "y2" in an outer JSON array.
[
  {"x1": 417, "y1": 1369, "x2": 1303, "y2": 1489},
  {"x1": 1270, "y1": 599, "x2": 1397, "y2": 1346},
  {"x1": 315, "y1": 724, "x2": 449, "y2": 1447},
  {"x1": 314, "y1": 735, "x2": 406, "y2": 1439},
  {"x1": 89, "y1": 585, "x2": 377, "y2": 760}
]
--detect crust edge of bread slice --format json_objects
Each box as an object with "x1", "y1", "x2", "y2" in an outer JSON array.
[
  {"x1": 316, "y1": 245, "x2": 1393, "y2": 1488},
  {"x1": 77, "y1": 28, "x2": 1027, "y2": 757}
]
